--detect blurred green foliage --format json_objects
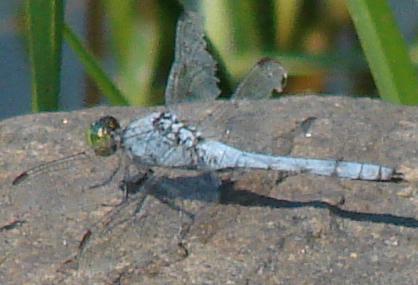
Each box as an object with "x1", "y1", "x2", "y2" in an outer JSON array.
[
  {"x1": 346, "y1": 0, "x2": 418, "y2": 105},
  {"x1": 24, "y1": 0, "x2": 418, "y2": 111},
  {"x1": 26, "y1": 0, "x2": 63, "y2": 112}
]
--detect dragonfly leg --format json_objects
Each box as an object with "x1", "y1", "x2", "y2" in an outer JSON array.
[
  {"x1": 120, "y1": 168, "x2": 155, "y2": 200},
  {"x1": 77, "y1": 168, "x2": 155, "y2": 255},
  {"x1": 127, "y1": 175, "x2": 196, "y2": 246},
  {"x1": 77, "y1": 177, "x2": 156, "y2": 256},
  {"x1": 166, "y1": 198, "x2": 195, "y2": 245},
  {"x1": 87, "y1": 154, "x2": 122, "y2": 189},
  {"x1": 148, "y1": 193, "x2": 195, "y2": 222}
]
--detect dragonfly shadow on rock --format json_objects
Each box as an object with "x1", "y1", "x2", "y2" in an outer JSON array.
[
  {"x1": 217, "y1": 180, "x2": 418, "y2": 229},
  {"x1": 119, "y1": 172, "x2": 418, "y2": 230},
  {"x1": 120, "y1": 171, "x2": 222, "y2": 223},
  {"x1": 53, "y1": 171, "x2": 417, "y2": 284}
]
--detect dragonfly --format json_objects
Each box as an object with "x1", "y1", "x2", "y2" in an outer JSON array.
[
  {"x1": 13, "y1": 11, "x2": 404, "y2": 188},
  {"x1": 10, "y1": 10, "x2": 408, "y2": 281},
  {"x1": 12, "y1": 13, "x2": 407, "y2": 257}
]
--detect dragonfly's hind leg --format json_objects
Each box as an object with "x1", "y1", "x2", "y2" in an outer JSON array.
[
  {"x1": 162, "y1": 172, "x2": 221, "y2": 245},
  {"x1": 161, "y1": 196, "x2": 196, "y2": 238},
  {"x1": 126, "y1": 173, "x2": 197, "y2": 252}
]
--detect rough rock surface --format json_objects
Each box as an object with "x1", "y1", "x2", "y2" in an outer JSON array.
[{"x1": 0, "y1": 96, "x2": 417, "y2": 284}]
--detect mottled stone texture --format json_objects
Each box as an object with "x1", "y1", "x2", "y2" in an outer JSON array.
[{"x1": 0, "y1": 96, "x2": 417, "y2": 284}]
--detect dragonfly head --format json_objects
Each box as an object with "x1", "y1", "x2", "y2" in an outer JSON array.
[{"x1": 87, "y1": 116, "x2": 121, "y2": 156}]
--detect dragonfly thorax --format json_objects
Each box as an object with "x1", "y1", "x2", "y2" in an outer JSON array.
[
  {"x1": 87, "y1": 116, "x2": 121, "y2": 156},
  {"x1": 122, "y1": 112, "x2": 203, "y2": 168}
]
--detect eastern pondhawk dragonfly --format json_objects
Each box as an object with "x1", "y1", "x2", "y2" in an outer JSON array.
[{"x1": 13, "y1": 11, "x2": 403, "y2": 187}]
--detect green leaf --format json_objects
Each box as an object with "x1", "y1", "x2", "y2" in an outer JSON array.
[
  {"x1": 346, "y1": 0, "x2": 418, "y2": 105},
  {"x1": 63, "y1": 24, "x2": 129, "y2": 106},
  {"x1": 26, "y1": 0, "x2": 64, "y2": 112}
]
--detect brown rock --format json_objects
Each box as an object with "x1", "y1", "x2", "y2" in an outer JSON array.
[{"x1": 0, "y1": 96, "x2": 417, "y2": 284}]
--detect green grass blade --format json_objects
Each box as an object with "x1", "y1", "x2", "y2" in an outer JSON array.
[
  {"x1": 26, "y1": 0, "x2": 64, "y2": 112},
  {"x1": 63, "y1": 24, "x2": 129, "y2": 106},
  {"x1": 346, "y1": 0, "x2": 418, "y2": 105}
]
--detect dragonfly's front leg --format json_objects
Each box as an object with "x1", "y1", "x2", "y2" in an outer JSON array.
[{"x1": 77, "y1": 168, "x2": 155, "y2": 254}]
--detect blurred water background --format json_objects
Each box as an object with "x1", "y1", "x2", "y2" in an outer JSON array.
[{"x1": 1, "y1": 0, "x2": 417, "y2": 120}]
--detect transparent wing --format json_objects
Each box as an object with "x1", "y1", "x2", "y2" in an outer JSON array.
[
  {"x1": 231, "y1": 58, "x2": 287, "y2": 100},
  {"x1": 193, "y1": 58, "x2": 287, "y2": 141},
  {"x1": 165, "y1": 11, "x2": 220, "y2": 106}
]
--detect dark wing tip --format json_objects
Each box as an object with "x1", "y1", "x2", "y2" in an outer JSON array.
[
  {"x1": 232, "y1": 57, "x2": 288, "y2": 99},
  {"x1": 257, "y1": 57, "x2": 280, "y2": 66}
]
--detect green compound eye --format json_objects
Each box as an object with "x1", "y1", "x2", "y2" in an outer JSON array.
[{"x1": 87, "y1": 116, "x2": 121, "y2": 156}]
